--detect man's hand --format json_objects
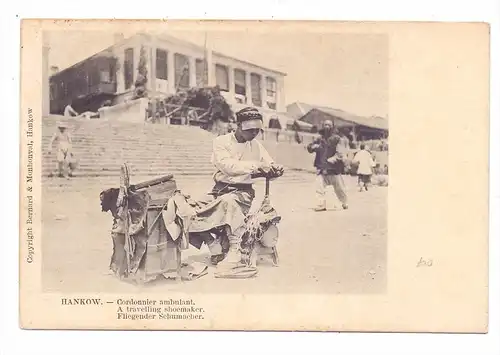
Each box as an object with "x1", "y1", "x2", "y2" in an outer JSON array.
[
  {"x1": 262, "y1": 163, "x2": 284, "y2": 178},
  {"x1": 254, "y1": 162, "x2": 284, "y2": 178},
  {"x1": 270, "y1": 163, "x2": 284, "y2": 176}
]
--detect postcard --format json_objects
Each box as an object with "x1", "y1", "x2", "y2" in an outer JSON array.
[{"x1": 19, "y1": 19, "x2": 489, "y2": 331}]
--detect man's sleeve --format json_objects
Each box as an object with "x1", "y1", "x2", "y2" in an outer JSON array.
[
  {"x1": 212, "y1": 138, "x2": 261, "y2": 176},
  {"x1": 306, "y1": 138, "x2": 319, "y2": 153}
]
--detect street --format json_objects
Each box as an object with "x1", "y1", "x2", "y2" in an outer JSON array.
[{"x1": 41, "y1": 173, "x2": 387, "y2": 295}]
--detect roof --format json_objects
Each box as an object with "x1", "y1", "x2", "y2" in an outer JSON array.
[
  {"x1": 272, "y1": 112, "x2": 297, "y2": 128},
  {"x1": 287, "y1": 119, "x2": 313, "y2": 128},
  {"x1": 309, "y1": 107, "x2": 388, "y2": 131},
  {"x1": 288, "y1": 101, "x2": 388, "y2": 131},
  {"x1": 50, "y1": 43, "x2": 118, "y2": 79}
]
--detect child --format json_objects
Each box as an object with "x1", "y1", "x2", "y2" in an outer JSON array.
[{"x1": 352, "y1": 144, "x2": 376, "y2": 191}]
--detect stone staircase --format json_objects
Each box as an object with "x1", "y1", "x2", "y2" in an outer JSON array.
[
  {"x1": 42, "y1": 116, "x2": 216, "y2": 177},
  {"x1": 41, "y1": 116, "x2": 316, "y2": 184},
  {"x1": 42, "y1": 116, "x2": 388, "y2": 187}
]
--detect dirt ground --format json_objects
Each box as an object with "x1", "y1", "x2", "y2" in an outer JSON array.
[{"x1": 41, "y1": 173, "x2": 387, "y2": 295}]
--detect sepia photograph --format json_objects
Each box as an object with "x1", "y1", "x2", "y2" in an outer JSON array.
[
  {"x1": 41, "y1": 28, "x2": 388, "y2": 295},
  {"x1": 19, "y1": 20, "x2": 489, "y2": 332}
]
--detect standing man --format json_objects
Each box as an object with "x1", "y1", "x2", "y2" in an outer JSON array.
[
  {"x1": 307, "y1": 120, "x2": 348, "y2": 211},
  {"x1": 48, "y1": 121, "x2": 74, "y2": 178}
]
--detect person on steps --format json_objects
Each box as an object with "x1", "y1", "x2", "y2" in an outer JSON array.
[{"x1": 48, "y1": 122, "x2": 74, "y2": 178}]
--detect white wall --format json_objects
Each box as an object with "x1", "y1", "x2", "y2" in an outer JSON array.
[
  {"x1": 110, "y1": 34, "x2": 286, "y2": 111},
  {"x1": 98, "y1": 97, "x2": 149, "y2": 122}
]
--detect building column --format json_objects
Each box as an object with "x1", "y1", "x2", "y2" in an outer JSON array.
[
  {"x1": 167, "y1": 51, "x2": 175, "y2": 94},
  {"x1": 245, "y1": 71, "x2": 252, "y2": 105},
  {"x1": 204, "y1": 33, "x2": 215, "y2": 87},
  {"x1": 149, "y1": 45, "x2": 157, "y2": 95},
  {"x1": 115, "y1": 51, "x2": 124, "y2": 93},
  {"x1": 133, "y1": 45, "x2": 141, "y2": 85},
  {"x1": 112, "y1": 32, "x2": 125, "y2": 95},
  {"x1": 206, "y1": 53, "x2": 215, "y2": 86},
  {"x1": 260, "y1": 74, "x2": 267, "y2": 109},
  {"x1": 42, "y1": 33, "x2": 50, "y2": 117},
  {"x1": 228, "y1": 65, "x2": 235, "y2": 104},
  {"x1": 188, "y1": 56, "x2": 197, "y2": 87},
  {"x1": 276, "y1": 76, "x2": 285, "y2": 112}
]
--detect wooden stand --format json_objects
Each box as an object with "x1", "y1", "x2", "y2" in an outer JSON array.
[{"x1": 142, "y1": 208, "x2": 182, "y2": 282}]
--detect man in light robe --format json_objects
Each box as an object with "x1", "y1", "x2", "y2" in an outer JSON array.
[
  {"x1": 48, "y1": 121, "x2": 74, "y2": 178},
  {"x1": 352, "y1": 143, "x2": 376, "y2": 191},
  {"x1": 187, "y1": 107, "x2": 283, "y2": 267}
]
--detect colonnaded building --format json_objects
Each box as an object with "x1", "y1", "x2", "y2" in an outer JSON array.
[{"x1": 42, "y1": 32, "x2": 287, "y2": 126}]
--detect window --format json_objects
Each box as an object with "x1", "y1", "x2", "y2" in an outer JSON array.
[
  {"x1": 124, "y1": 48, "x2": 134, "y2": 90},
  {"x1": 195, "y1": 59, "x2": 205, "y2": 86},
  {"x1": 156, "y1": 49, "x2": 168, "y2": 80},
  {"x1": 100, "y1": 69, "x2": 111, "y2": 83},
  {"x1": 108, "y1": 58, "x2": 116, "y2": 84},
  {"x1": 266, "y1": 77, "x2": 277, "y2": 110},
  {"x1": 66, "y1": 80, "x2": 73, "y2": 97},
  {"x1": 234, "y1": 69, "x2": 246, "y2": 95},
  {"x1": 174, "y1": 53, "x2": 189, "y2": 89},
  {"x1": 89, "y1": 69, "x2": 100, "y2": 89},
  {"x1": 250, "y1": 73, "x2": 262, "y2": 107},
  {"x1": 215, "y1": 64, "x2": 229, "y2": 91},
  {"x1": 60, "y1": 82, "x2": 66, "y2": 97},
  {"x1": 50, "y1": 82, "x2": 57, "y2": 100}
]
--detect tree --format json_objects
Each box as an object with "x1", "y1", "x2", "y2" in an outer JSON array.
[{"x1": 133, "y1": 46, "x2": 148, "y2": 99}]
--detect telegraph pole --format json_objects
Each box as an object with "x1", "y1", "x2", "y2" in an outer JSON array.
[
  {"x1": 203, "y1": 31, "x2": 208, "y2": 87},
  {"x1": 150, "y1": 44, "x2": 157, "y2": 121}
]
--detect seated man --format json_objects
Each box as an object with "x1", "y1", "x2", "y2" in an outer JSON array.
[{"x1": 186, "y1": 107, "x2": 283, "y2": 269}]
